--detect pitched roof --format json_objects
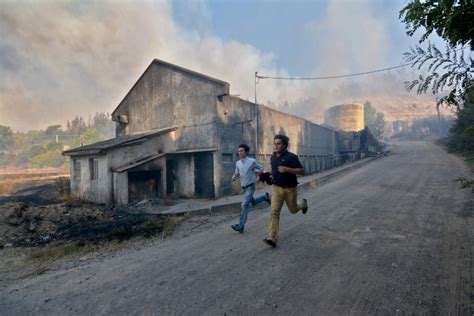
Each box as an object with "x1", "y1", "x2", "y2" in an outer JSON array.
[
  {"x1": 112, "y1": 153, "x2": 166, "y2": 173},
  {"x1": 112, "y1": 59, "x2": 229, "y2": 116},
  {"x1": 62, "y1": 126, "x2": 177, "y2": 156}
]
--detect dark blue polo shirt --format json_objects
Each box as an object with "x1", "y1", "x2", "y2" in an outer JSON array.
[{"x1": 271, "y1": 150, "x2": 303, "y2": 188}]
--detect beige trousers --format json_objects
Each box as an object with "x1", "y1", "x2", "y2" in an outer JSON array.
[{"x1": 268, "y1": 185, "x2": 305, "y2": 242}]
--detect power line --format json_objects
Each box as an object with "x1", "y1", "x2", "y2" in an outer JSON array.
[
  {"x1": 256, "y1": 47, "x2": 470, "y2": 81},
  {"x1": 256, "y1": 63, "x2": 413, "y2": 81}
]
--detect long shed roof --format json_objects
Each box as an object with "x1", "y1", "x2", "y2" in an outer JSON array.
[{"x1": 62, "y1": 126, "x2": 177, "y2": 157}]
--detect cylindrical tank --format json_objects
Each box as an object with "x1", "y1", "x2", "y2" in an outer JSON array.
[{"x1": 324, "y1": 103, "x2": 364, "y2": 132}]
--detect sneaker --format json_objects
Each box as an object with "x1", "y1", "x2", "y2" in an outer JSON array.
[
  {"x1": 301, "y1": 199, "x2": 308, "y2": 214},
  {"x1": 263, "y1": 238, "x2": 277, "y2": 248},
  {"x1": 231, "y1": 224, "x2": 244, "y2": 233},
  {"x1": 265, "y1": 192, "x2": 271, "y2": 205}
]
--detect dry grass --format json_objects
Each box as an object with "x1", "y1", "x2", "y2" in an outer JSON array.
[
  {"x1": 26, "y1": 240, "x2": 134, "y2": 266},
  {"x1": 0, "y1": 168, "x2": 69, "y2": 195},
  {"x1": 455, "y1": 177, "x2": 474, "y2": 192},
  {"x1": 53, "y1": 176, "x2": 76, "y2": 203},
  {"x1": 465, "y1": 154, "x2": 474, "y2": 170},
  {"x1": 0, "y1": 167, "x2": 68, "y2": 179},
  {"x1": 0, "y1": 179, "x2": 21, "y2": 195},
  {"x1": 25, "y1": 240, "x2": 134, "y2": 276}
]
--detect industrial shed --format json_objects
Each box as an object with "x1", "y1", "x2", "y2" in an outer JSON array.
[{"x1": 64, "y1": 59, "x2": 343, "y2": 205}]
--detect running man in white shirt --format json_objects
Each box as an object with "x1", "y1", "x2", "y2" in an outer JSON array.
[{"x1": 231, "y1": 144, "x2": 271, "y2": 233}]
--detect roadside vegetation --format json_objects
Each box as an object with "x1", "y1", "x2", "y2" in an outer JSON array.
[
  {"x1": 0, "y1": 112, "x2": 114, "y2": 171},
  {"x1": 25, "y1": 215, "x2": 185, "y2": 265},
  {"x1": 400, "y1": 0, "x2": 474, "y2": 178}
]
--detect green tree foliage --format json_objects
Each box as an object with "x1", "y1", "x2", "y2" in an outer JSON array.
[
  {"x1": 400, "y1": 0, "x2": 474, "y2": 50},
  {"x1": 403, "y1": 43, "x2": 473, "y2": 111},
  {"x1": 31, "y1": 147, "x2": 66, "y2": 168},
  {"x1": 0, "y1": 125, "x2": 13, "y2": 152},
  {"x1": 411, "y1": 116, "x2": 453, "y2": 138},
  {"x1": 400, "y1": 1, "x2": 474, "y2": 155},
  {"x1": 79, "y1": 128, "x2": 105, "y2": 146},
  {"x1": 90, "y1": 112, "x2": 115, "y2": 138},
  {"x1": 67, "y1": 116, "x2": 88, "y2": 135},
  {"x1": 448, "y1": 86, "x2": 474, "y2": 153},
  {"x1": 28, "y1": 145, "x2": 47, "y2": 157},
  {"x1": 0, "y1": 112, "x2": 113, "y2": 168},
  {"x1": 45, "y1": 124, "x2": 63, "y2": 135},
  {"x1": 0, "y1": 125, "x2": 13, "y2": 165},
  {"x1": 364, "y1": 101, "x2": 386, "y2": 140}
]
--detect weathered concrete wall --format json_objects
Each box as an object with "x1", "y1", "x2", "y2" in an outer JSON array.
[
  {"x1": 69, "y1": 132, "x2": 177, "y2": 205},
  {"x1": 107, "y1": 133, "x2": 177, "y2": 205},
  {"x1": 113, "y1": 172, "x2": 128, "y2": 206},
  {"x1": 113, "y1": 61, "x2": 229, "y2": 152},
  {"x1": 174, "y1": 154, "x2": 195, "y2": 197},
  {"x1": 216, "y1": 96, "x2": 257, "y2": 195},
  {"x1": 257, "y1": 105, "x2": 336, "y2": 157},
  {"x1": 324, "y1": 103, "x2": 365, "y2": 132},
  {"x1": 70, "y1": 155, "x2": 110, "y2": 204},
  {"x1": 215, "y1": 95, "x2": 337, "y2": 195}
]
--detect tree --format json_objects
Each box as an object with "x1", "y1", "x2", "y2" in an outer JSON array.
[
  {"x1": 400, "y1": 0, "x2": 474, "y2": 50},
  {"x1": 80, "y1": 128, "x2": 105, "y2": 146},
  {"x1": 45, "y1": 124, "x2": 62, "y2": 135},
  {"x1": 364, "y1": 101, "x2": 386, "y2": 140},
  {"x1": 448, "y1": 87, "x2": 474, "y2": 152},
  {"x1": 90, "y1": 112, "x2": 115, "y2": 139},
  {"x1": 67, "y1": 116, "x2": 88, "y2": 135},
  {"x1": 403, "y1": 43, "x2": 473, "y2": 111},
  {"x1": 400, "y1": 0, "x2": 474, "y2": 155},
  {"x1": 0, "y1": 125, "x2": 13, "y2": 152}
]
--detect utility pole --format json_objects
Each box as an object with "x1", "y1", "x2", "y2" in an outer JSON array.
[{"x1": 255, "y1": 72, "x2": 259, "y2": 157}]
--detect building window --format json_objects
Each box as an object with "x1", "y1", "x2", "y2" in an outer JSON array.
[
  {"x1": 73, "y1": 159, "x2": 81, "y2": 180},
  {"x1": 89, "y1": 158, "x2": 99, "y2": 181}
]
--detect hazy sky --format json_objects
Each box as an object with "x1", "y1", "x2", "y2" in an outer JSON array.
[{"x1": 0, "y1": 0, "x2": 447, "y2": 131}]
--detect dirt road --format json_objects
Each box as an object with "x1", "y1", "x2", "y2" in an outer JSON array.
[{"x1": 1, "y1": 141, "x2": 472, "y2": 315}]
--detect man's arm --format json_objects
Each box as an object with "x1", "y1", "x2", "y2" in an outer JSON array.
[
  {"x1": 232, "y1": 163, "x2": 240, "y2": 181},
  {"x1": 276, "y1": 166, "x2": 304, "y2": 175},
  {"x1": 277, "y1": 154, "x2": 304, "y2": 175},
  {"x1": 252, "y1": 159, "x2": 264, "y2": 175}
]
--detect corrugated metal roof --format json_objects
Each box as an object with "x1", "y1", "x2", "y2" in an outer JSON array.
[
  {"x1": 112, "y1": 148, "x2": 217, "y2": 173},
  {"x1": 174, "y1": 148, "x2": 217, "y2": 154},
  {"x1": 112, "y1": 153, "x2": 166, "y2": 173},
  {"x1": 62, "y1": 126, "x2": 177, "y2": 156}
]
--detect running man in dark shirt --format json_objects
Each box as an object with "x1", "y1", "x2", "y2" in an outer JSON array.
[{"x1": 264, "y1": 134, "x2": 308, "y2": 248}]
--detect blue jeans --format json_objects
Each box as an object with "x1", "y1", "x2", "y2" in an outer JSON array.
[{"x1": 239, "y1": 183, "x2": 267, "y2": 229}]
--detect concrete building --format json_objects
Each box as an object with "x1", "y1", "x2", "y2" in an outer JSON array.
[{"x1": 64, "y1": 59, "x2": 339, "y2": 205}]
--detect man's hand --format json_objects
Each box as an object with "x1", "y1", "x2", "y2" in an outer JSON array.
[
  {"x1": 277, "y1": 166, "x2": 287, "y2": 173},
  {"x1": 277, "y1": 166, "x2": 304, "y2": 175}
]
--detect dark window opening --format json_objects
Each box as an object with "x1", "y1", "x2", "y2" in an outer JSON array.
[
  {"x1": 89, "y1": 158, "x2": 99, "y2": 181},
  {"x1": 73, "y1": 159, "x2": 81, "y2": 180},
  {"x1": 128, "y1": 171, "x2": 161, "y2": 202}
]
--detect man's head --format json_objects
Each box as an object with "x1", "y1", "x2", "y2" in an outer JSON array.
[
  {"x1": 273, "y1": 134, "x2": 289, "y2": 154},
  {"x1": 238, "y1": 143, "x2": 250, "y2": 159}
]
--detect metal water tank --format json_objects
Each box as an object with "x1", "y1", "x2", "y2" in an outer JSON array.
[{"x1": 324, "y1": 103, "x2": 364, "y2": 132}]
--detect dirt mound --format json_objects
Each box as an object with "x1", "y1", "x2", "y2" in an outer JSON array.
[
  {"x1": 0, "y1": 203, "x2": 113, "y2": 247},
  {"x1": 0, "y1": 202, "x2": 176, "y2": 248}
]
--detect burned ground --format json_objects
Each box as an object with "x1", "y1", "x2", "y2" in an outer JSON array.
[{"x1": 0, "y1": 181, "x2": 187, "y2": 248}]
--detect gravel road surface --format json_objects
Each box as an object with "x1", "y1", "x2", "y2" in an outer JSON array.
[{"x1": 1, "y1": 141, "x2": 472, "y2": 315}]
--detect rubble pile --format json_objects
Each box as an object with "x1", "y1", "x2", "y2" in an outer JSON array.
[
  {"x1": 0, "y1": 202, "x2": 173, "y2": 248},
  {"x1": 0, "y1": 203, "x2": 113, "y2": 247}
]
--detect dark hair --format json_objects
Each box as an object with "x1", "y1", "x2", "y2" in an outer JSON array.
[
  {"x1": 274, "y1": 134, "x2": 289, "y2": 148},
  {"x1": 238, "y1": 144, "x2": 250, "y2": 153}
]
